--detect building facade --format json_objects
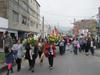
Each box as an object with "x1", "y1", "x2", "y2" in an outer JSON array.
[
  {"x1": 97, "y1": 7, "x2": 100, "y2": 35},
  {"x1": 73, "y1": 19, "x2": 97, "y2": 36},
  {"x1": 0, "y1": 0, "x2": 41, "y2": 36},
  {"x1": 96, "y1": 7, "x2": 100, "y2": 48},
  {"x1": 0, "y1": 0, "x2": 41, "y2": 49}
]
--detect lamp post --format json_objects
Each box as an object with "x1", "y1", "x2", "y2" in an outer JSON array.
[{"x1": 42, "y1": 16, "x2": 44, "y2": 39}]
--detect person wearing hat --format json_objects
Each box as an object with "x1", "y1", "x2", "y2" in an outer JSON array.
[
  {"x1": 3, "y1": 31, "x2": 13, "y2": 56},
  {"x1": 3, "y1": 31, "x2": 13, "y2": 75}
]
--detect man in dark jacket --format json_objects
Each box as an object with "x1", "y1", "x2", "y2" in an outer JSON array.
[{"x1": 3, "y1": 31, "x2": 13, "y2": 55}]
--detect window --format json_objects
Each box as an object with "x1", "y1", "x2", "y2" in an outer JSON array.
[
  {"x1": 31, "y1": 21, "x2": 33, "y2": 26},
  {"x1": 36, "y1": 23, "x2": 38, "y2": 29},
  {"x1": 27, "y1": 19, "x2": 29, "y2": 26},
  {"x1": 13, "y1": 11, "x2": 19, "y2": 22},
  {"x1": 21, "y1": 1, "x2": 28, "y2": 12},
  {"x1": 33, "y1": 21, "x2": 35, "y2": 26},
  {"x1": 22, "y1": 16, "x2": 27, "y2": 25}
]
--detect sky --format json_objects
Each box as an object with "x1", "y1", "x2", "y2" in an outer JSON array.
[{"x1": 37, "y1": 0, "x2": 100, "y2": 29}]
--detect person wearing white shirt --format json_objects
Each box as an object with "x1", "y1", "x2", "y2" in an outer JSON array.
[{"x1": 12, "y1": 39, "x2": 24, "y2": 72}]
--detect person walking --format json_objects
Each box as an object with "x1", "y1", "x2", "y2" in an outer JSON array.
[
  {"x1": 85, "y1": 37, "x2": 91, "y2": 55},
  {"x1": 5, "y1": 48, "x2": 14, "y2": 75},
  {"x1": 73, "y1": 38, "x2": 79, "y2": 55},
  {"x1": 80, "y1": 38, "x2": 86, "y2": 53},
  {"x1": 66, "y1": 37, "x2": 71, "y2": 51},
  {"x1": 31, "y1": 40, "x2": 39, "y2": 72},
  {"x1": 12, "y1": 39, "x2": 24, "y2": 72},
  {"x1": 3, "y1": 31, "x2": 13, "y2": 75},
  {"x1": 38, "y1": 39, "x2": 44, "y2": 64},
  {"x1": 59, "y1": 38, "x2": 64, "y2": 55},
  {"x1": 3, "y1": 31, "x2": 13, "y2": 57},
  {"x1": 25, "y1": 42, "x2": 32, "y2": 71},
  {"x1": 44, "y1": 41, "x2": 56, "y2": 70},
  {"x1": 24, "y1": 33, "x2": 35, "y2": 71},
  {"x1": 63, "y1": 37, "x2": 67, "y2": 54},
  {"x1": 90, "y1": 37, "x2": 96, "y2": 56}
]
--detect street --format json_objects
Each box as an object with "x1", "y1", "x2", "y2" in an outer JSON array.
[
  {"x1": 2, "y1": 52, "x2": 100, "y2": 75},
  {"x1": 0, "y1": 0, "x2": 100, "y2": 75}
]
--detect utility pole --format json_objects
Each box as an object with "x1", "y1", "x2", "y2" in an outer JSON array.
[
  {"x1": 42, "y1": 16, "x2": 44, "y2": 39},
  {"x1": 97, "y1": 7, "x2": 100, "y2": 48},
  {"x1": 74, "y1": 18, "x2": 76, "y2": 24},
  {"x1": 98, "y1": 7, "x2": 100, "y2": 34},
  {"x1": 73, "y1": 18, "x2": 76, "y2": 37}
]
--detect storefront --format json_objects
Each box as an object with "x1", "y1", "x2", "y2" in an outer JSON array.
[{"x1": 0, "y1": 28, "x2": 18, "y2": 52}]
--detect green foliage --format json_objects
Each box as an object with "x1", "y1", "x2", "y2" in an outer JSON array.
[
  {"x1": 48, "y1": 35, "x2": 60, "y2": 43},
  {"x1": 0, "y1": 53, "x2": 5, "y2": 63},
  {"x1": 22, "y1": 37, "x2": 36, "y2": 46}
]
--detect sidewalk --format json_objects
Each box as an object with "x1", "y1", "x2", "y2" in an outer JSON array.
[
  {"x1": 0, "y1": 63, "x2": 7, "y2": 74},
  {"x1": 0, "y1": 48, "x2": 3, "y2": 52}
]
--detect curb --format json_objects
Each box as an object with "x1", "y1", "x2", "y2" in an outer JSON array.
[
  {"x1": 0, "y1": 63, "x2": 16, "y2": 74},
  {"x1": 0, "y1": 64, "x2": 7, "y2": 74}
]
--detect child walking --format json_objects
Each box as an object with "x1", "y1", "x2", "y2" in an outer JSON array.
[{"x1": 5, "y1": 48, "x2": 14, "y2": 75}]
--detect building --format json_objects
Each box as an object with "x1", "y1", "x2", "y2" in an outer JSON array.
[
  {"x1": 0, "y1": 0, "x2": 41, "y2": 36},
  {"x1": 73, "y1": 19, "x2": 97, "y2": 36},
  {"x1": 97, "y1": 7, "x2": 100, "y2": 35},
  {"x1": 96, "y1": 7, "x2": 100, "y2": 48},
  {"x1": 41, "y1": 24, "x2": 51, "y2": 37},
  {"x1": 0, "y1": 0, "x2": 41, "y2": 49}
]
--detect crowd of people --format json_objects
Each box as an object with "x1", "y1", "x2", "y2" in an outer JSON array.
[{"x1": 2, "y1": 31, "x2": 97, "y2": 75}]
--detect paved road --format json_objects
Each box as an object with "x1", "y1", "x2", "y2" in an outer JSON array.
[{"x1": 2, "y1": 53, "x2": 100, "y2": 75}]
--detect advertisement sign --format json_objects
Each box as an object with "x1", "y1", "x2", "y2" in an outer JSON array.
[{"x1": 0, "y1": 17, "x2": 8, "y2": 28}]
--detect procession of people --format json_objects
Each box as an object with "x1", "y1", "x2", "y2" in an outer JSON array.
[{"x1": 2, "y1": 29, "x2": 97, "y2": 75}]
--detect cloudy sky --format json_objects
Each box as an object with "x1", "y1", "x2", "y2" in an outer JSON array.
[{"x1": 37, "y1": 0, "x2": 100, "y2": 28}]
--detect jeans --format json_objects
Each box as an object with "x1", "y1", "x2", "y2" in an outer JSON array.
[
  {"x1": 73, "y1": 46, "x2": 78, "y2": 55},
  {"x1": 59, "y1": 46, "x2": 64, "y2": 55},
  {"x1": 48, "y1": 54, "x2": 53, "y2": 67},
  {"x1": 16, "y1": 58, "x2": 22, "y2": 71},
  {"x1": 90, "y1": 47, "x2": 94, "y2": 55}
]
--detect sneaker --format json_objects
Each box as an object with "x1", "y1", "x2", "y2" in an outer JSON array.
[
  {"x1": 7, "y1": 72, "x2": 9, "y2": 75},
  {"x1": 28, "y1": 68, "x2": 32, "y2": 71},
  {"x1": 49, "y1": 67, "x2": 54, "y2": 70},
  {"x1": 17, "y1": 69, "x2": 20, "y2": 72},
  {"x1": 11, "y1": 70, "x2": 14, "y2": 73},
  {"x1": 48, "y1": 65, "x2": 51, "y2": 68},
  {"x1": 31, "y1": 70, "x2": 34, "y2": 73}
]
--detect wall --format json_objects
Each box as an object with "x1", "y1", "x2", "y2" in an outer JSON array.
[{"x1": 0, "y1": 0, "x2": 7, "y2": 18}]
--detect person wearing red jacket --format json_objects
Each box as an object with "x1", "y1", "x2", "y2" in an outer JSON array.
[{"x1": 44, "y1": 41, "x2": 56, "y2": 70}]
